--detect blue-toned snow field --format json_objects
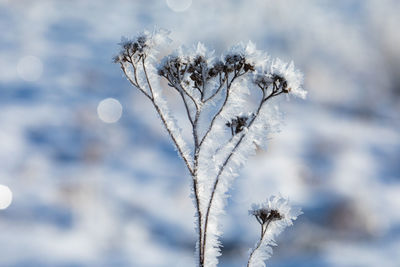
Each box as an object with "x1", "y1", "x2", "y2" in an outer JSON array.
[{"x1": 0, "y1": 0, "x2": 399, "y2": 266}]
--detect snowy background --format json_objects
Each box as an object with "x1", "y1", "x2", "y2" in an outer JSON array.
[{"x1": 1, "y1": 0, "x2": 400, "y2": 266}]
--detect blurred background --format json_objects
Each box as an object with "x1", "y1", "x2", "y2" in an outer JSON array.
[{"x1": 1, "y1": 0, "x2": 400, "y2": 266}]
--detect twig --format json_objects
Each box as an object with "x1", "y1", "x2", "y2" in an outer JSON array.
[
  {"x1": 139, "y1": 57, "x2": 195, "y2": 175},
  {"x1": 246, "y1": 220, "x2": 272, "y2": 267}
]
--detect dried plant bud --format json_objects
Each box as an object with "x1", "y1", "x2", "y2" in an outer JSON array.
[
  {"x1": 272, "y1": 74, "x2": 284, "y2": 84},
  {"x1": 255, "y1": 73, "x2": 277, "y2": 89},
  {"x1": 268, "y1": 209, "x2": 283, "y2": 221},
  {"x1": 224, "y1": 53, "x2": 246, "y2": 73},
  {"x1": 208, "y1": 61, "x2": 224, "y2": 78},
  {"x1": 158, "y1": 55, "x2": 186, "y2": 83},
  {"x1": 137, "y1": 35, "x2": 146, "y2": 47},
  {"x1": 249, "y1": 195, "x2": 302, "y2": 228},
  {"x1": 271, "y1": 75, "x2": 291, "y2": 93},
  {"x1": 158, "y1": 68, "x2": 165, "y2": 76},
  {"x1": 113, "y1": 55, "x2": 121, "y2": 64},
  {"x1": 224, "y1": 64, "x2": 234, "y2": 73},
  {"x1": 185, "y1": 55, "x2": 209, "y2": 87},
  {"x1": 225, "y1": 54, "x2": 243, "y2": 65},
  {"x1": 226, "y1": 115, "x2": 249, "y2": 135},
  {"x1": 194, "y1": 55, "x2": 206, "y2": 65},
  {"x1": 244, "y1": 63, "x2": 255, "y2": 72},
  {"x1": 251, "y1": 208, "x2": 283, "y2": 225},
  {"x1": 235, "y1": 116, "x2": 247, "y2": 133},
  {"x1": 255, "y1": 73, "x2": 291, "y2": 95},
  {"x1": 122, "y1": 41, "x2": 133, "y2": 51},
  {"x1": 187, "y1": 65, "x2": 195, "y2": 73},
  {"x1": 190, "y1": 73, "x2": 203, "y2": 87},
  {"x1": 115, "y1": 34, "x2": 150, "y2": 65},
  {"x1": 255, "y1": 209, "x2": 269, "y2": 224},
  {"x1": 208, "y1": 68, "x2": 219, "y2": 78},
  {"x1": 131, "y1": 42, "x2": 139, "y2": 52}
]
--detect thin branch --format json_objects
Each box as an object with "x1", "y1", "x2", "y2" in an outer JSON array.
[
  {"x1": 164, "y1": 69, "x2": 196, "y2": 127},
  {"x1": 192, "y1": 171, "x2": 203, "y2": 267},
  {"x1": 194, "y1": 85, "x2": 203, "y2": 99},
  {"x1": 202, "y1": 86, "x2": 280, "y2": 260},
  {"x1": 163, "y1": 74, "x2": 198, "y2": 128},
  {"x1": 162, "y1": 70, "x2": 199, "y2": 110},
  {"x1": 199, "y1": 70, "x2": 248, "y2": 147},
  {"x1": 246, "y1": 220, "x2": 272, "y2": 267},
  {"x1": 141, "y1": 55, "x2": 205, "y2": 266},
  {"x1": 192, "y1": 107, "x2": 203, "y2": 264},
  {"x1": 203, "y1": 74, "x2": 227, "y2": 103},
  {"x1": 199, "y1": 72, "x2": 231, "y2": 147},
  {"x1": 120, "y1": 63, "x2": 152, "y2": 101},
  {"x1": 180, "y1": 92, "x2": 195, "y2": 127},
  {"x1": 160, "y1": 58, "x2": 204, "y2": 265},
  {"x1": 140, "y1": 57, "x2": 194, "y2": 175},
  {"x1": 201, "y1": 64, "x2": 206, "y2": 102}
]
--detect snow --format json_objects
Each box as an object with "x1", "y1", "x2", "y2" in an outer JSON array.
[{"x1": 0, "y1": 0, "x2": 399, "y2": 266}]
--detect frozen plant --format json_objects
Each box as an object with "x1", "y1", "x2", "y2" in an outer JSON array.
[
  {"x1": 114, "y1": 29, "x2": 305, "y2": 267},
  {"x1": 248, "y1": 196, "x2": 302, "y2": 267}
]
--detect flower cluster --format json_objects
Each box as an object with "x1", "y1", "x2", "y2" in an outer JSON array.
[
  {"x1": 113, "y1": 35, "x2": 149, "y2": 64},
  {"x1": 251, "y1": 208, "x2": 283, "y2": 225},
  {"x1": 255, "y1": 73, "x2": 289, "y2": 94},
  {"x1": 249, "y1": 195, "x2": 302, "y2": 229},
  {"x1": 247, "y1": 196, "x2": 302, "y2": 267},
  {"x1": 157, "y1": 51, "x2": 256, "y2": 98},
  {"x1": 114, "y1": 29, "x2": 170, "y2": 65},
  {"x1": 226, "y1": 115, "x2": 252, "y2": 135}
]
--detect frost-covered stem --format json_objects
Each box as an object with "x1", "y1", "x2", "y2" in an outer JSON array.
[
  {"x1": 120, "y1": 63, "x2": 152, "y2": 101},
  {"x1": 203, "y1": 73, "x2": 227, "y2": 103},
  {"x1": 192, "y1": 108, "x2": 204, "y2": 266},
  {"x1": 192, "y1": 171, "x2": 203, "y2": 267},
  {"x1": 202, "y1": 86, "x2": 281, "y2": 263},
  {"x1": 160, "y1": 60, "x2": 204, "y2": 265},
  {"x1": 141, "y1": 60, "x2": 203, "y2": 264},
  {"x1": 162, "y1": 70, "x2": 199, "y2": 127},
  {"x1": 166, "y1": 59, "x2": 200, "y2": 109},
  {"x1": 247, "y1": 220, "x2": 271, "y2": 267},
  {"x1": 199, "y1": 72, "x2": 230, "y2": 147},
  {"x1": 198, "y1": 70, "x2": 248, "y2": 264},
  {"x1": 199, "y1": 71, "x2": 246, "y2": 147},
  {"x1": 140, "y1": 57, "x2": 194, "y2": 175},
  {"x1": 193, "y1": 109, "x2": 201, "y2": 148},
  {"x1": 181, "y1": 93, "x2": 195, "y2": 127},
  {"x1": 164, "y1": 74, "x2": 199, "y2": 112}
]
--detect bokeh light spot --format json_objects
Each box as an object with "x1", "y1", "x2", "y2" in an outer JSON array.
[
  {"x1": 97, "y1": 98, "x2": 123, "y2": 123},
  {"x1": 17, "y1": 55, "x2": 43, "y2": 82},
  {"x1": 166, "y1": 0, "x2": 192, "y2": 12},
  {"x1": 0, "y1": 185, "x2": 12, "y2": 210}
]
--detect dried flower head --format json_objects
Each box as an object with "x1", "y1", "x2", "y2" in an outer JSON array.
[
  {"x1": 251, "y1": 208, "x2": 283, "y2": 225},
  {"x1": 249, "y1": 195, "x2": 302, "y2": 229},
  {"x1": 247, "y1": 196, "x2": 302, "y2": 267},
  {"x1": 226, "y1": 115, "x2": 251, "y2": 135}
]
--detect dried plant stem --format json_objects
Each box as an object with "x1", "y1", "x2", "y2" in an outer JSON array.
[
  {"x1": 201, "y1": 84, "x2": 284, "y2": 265},
  {"x1": 247, "y1": 220, "x2": 272, "y2": 267},
  {"x1": 133, "y1": 57, "x2": 205, "y2": 266}
]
